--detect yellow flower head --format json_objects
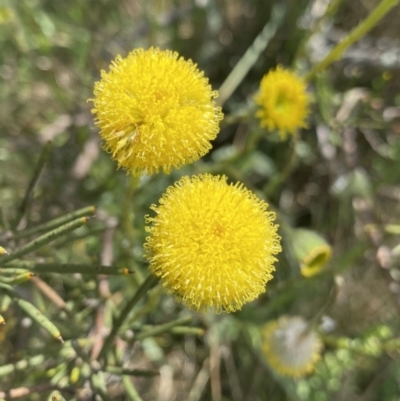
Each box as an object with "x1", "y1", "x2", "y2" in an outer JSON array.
[
  {"x1": 255, "y1": 66, "x2": 310, "y2": 139},
  {"x1": 262, "y1": 316, "x2": 322, "y2": 377},
  {"x1": 91, "y1": 47, "x2": 223, "y2": 175},
  {"x1": 144, "y1": 174, "x2": 281, "y2": 312}
]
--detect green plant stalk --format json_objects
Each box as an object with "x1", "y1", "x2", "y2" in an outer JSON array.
[
  {"x1": 0, "y1": 217, "x2": 88, "y2": 264},
  {"x1": 263, "y1": 137, "x2": 298, "y2": 197},
  {"x1": 0, "y1": 282, "x2": 63, "y2": 342},
  {"x1": 169, "y1": 326, "x2": 205, "y2": 336},
  {"x1": 324, "y1": 335, "x2": 400, "y2": 354},
  {"x1": 217, "y1": 2, "x2": 286, "y2": 106},
  {"x1": 0, "y1": 267, "x2": 29, "y2": 275},
  {"x1": 13, "y1": 141, "x2": 52, "y2": 229},
  {"x1": 0, "y1": 272, "x2": 33, "y2": 285},
  {"x1": 0, "y1": 206, "x2": 10, "y2": 232},
  {"x1": 1, "y1": 263, "x2": 133, "y2": 275},
  {"x1": 105, "y1": 366, "x2": 159, "y2": 377},
  {"x1": 384, "y1": 337, "x2": 400, "y2": 351},
  {"x1": 293, "y1": 0, "x2": 344, "y2": 65},
  {"x1": 384, "y1": 224, "x2": 400, "y2": 234},
  {"x1": 13, "y1": 206, "x2": 96, "y2": 240},
  {"x1": 305, "y1": 0, "x2": 400, "y2": 81},
  {"x1": 122, "y1": 376, "x2": 144, "y2": 401},
  {"x1": 90, "y1": 372, "x2": 112, "y2": 401},
  {"x1": 123, "y1": 176, "x2": 140, "y2": 244},
  {"x1": 0, "y1": 355, "x2": 45, "y2": 377},
  {"x1": 0, "y1": 295, "x2": 11, "y2": 313},
  {"x1": 135, "y1": 316, "x2": 192, "y2": 341},
  {"x1": 322, "y1": 335, "x2": 381, "y2": 356},
  {"x1": 99, "y1": 274, "x2": 158, "y2": 360},
  {"x1": 122, "y1": 324, "x2": 204, "y2": 337},
  {"x1": 48, "y1": 361, "x2": 68, "y2": 385}
]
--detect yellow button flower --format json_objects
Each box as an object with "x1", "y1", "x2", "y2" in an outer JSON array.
[
  {"x1": 144, "y1": 174, "x2": 281, "y2": 312},
  {"x1": 255, "y1": 66, "x2": 310, "y2": 139},
  {"x1": 91, "y1": 47, "x2": 223, "y2": 175},
  {"x1": 262, "y1": 316, "x2": 322, "y2": 377}
]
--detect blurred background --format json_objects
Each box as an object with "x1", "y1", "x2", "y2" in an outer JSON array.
[{"x1": 1, "y1": 0, "x2": 400, "y2": 400}]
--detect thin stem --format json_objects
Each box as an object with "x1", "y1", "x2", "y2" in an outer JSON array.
[
  {"x1": 0, "y1": 217, "x2": 88, "y2": 264},
  {"x1": 2, "y1": 263, "x2": 134, "y2": 275},
  {"x1": 0, "y1": 282, "x2": 63, "y2": 342},
  {"x1": 13, "y1": 141, "x2": 52, "y2": 230},
  {"x1": 122, "y1": 376, "x2": 144, "y2": 401},
  {"x1": 305, "y1": 0, "x2": 400, "y2": 81},
  {"x1": 12, "y1": 206, "x2": 95, "y2": 240},
  {"x1": 135, "y1": 316, "x2": 192, "y2": 341},
  {"x1": 105, "y1": 366, "x2": 159, "y2": 377},
  {"x1": 263, "y1": 137, "x2": 298, "y2": 197},
  {"x1": 217, "y1": 3, "x2": 286, "y2": 106},
  {"x1": 292, "y1": 0, "x2": 344, "y2": 66},
  {"x1": 99, "y1": 274, "x2": 158, "y2": 360}
]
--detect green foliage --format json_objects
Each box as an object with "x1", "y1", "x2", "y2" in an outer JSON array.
[{"x1": 1, "y1": 0, "x2": 400, "y2": 400}]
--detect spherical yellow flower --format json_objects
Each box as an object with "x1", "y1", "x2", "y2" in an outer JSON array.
[
  {"x1": 144, "y1": 174, "x2": 281, "y2": 312},
  {"x1": 262, "y1": 316, "x2": 322, "y2": 377},
  {"x1": 91, "y1": 47, "x2": 223, "y2": 175},
  {"x1": 255, "y1": 66, "x2": 310, "y2": 139}
]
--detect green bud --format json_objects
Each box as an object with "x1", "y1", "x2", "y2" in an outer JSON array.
[{"x1": 290, "y1": 228, "x2": 332, "y2": 277}]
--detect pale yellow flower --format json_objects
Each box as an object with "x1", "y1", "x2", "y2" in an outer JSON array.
[
  {"x1": 262, "y1": 316, "x2": 322, "y2": 377},
  {"x1": 255, "y1": 66, "x2": 310, "y2": 139}
]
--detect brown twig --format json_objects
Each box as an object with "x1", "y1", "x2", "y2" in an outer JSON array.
[
  {"x1": 31, "y1": 276, "x2": 69, "y2": 312},
  {"x1": 0, "y1": 384, "x2": 56, "y2": 399}
]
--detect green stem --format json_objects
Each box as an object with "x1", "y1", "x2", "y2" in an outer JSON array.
[
  {"x1": 1, "y1": 263, "x2": 134, "y2": 275},
  {"x1": 13, "y1": 206, "x2": 95, "y2": 240},
  {"x1": 321, "y1": 335, "x2": 383, "y2": 356},
  {"x1": 169, "y1": 326, "x2": 205, "y2": 336},
  {"x1": 263, "y1": 137, "x2": 298, "y2": 197},
  {"x1": 0, "y1": 217, "x2": 88, "y2": 264},
  {"x1": 123, "y1": 176, "x2": 140, "y2": 243},
  {"x1": 0, "y1": 355, "x2": 45, "y2": 377},
  {"x1": 292, "y1": 0, "x2": 344, "y2": 65},
  {"x1": 217, "y1": 3, "x2": 286, "y2": 106},
  {"x1": 0, "y1": 272, "x2": 33, "y2": 285},
  {"x1": 99, "y1": 274, "x2": 158, "y2": 360},
  {"x1": 13, "y1": 141, "x2": 52, "y2": 229},
  {"x1": 90, "y1": 372, "x2": 112, "y2": 401},
  {"x1": 0, "y1": 267, "x2": 29, "y2": 275},
  {"x1": 0, "y1": 282, "x2": 63, "y2": 342},
  {"x1": 135, "y1": 316, "x2": 192, "y2": 341},
  {"x1": 305, "y1": 0, "x2": 400, "y2": 81},
  {"x1": 122, "y1": 376, "x2": 144, "y2": 401},
  {"x1": 105, "y1": 366, "x2": 159, "y2": 377}
]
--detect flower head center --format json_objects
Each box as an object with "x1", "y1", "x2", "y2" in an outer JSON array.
[
  {"x1": 212, "y1": 222, "x2": 226, "y2": 238},
  {"x1": 275, "y1": 89, "x2": 292, "y2": 112}
]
